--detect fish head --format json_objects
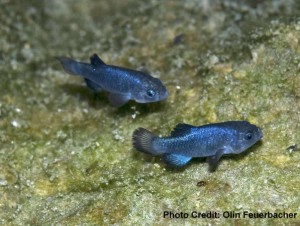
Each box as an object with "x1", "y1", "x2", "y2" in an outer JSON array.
[
  {"x1": 134, "y1": 75, "x2": 169, "y2": 103},
  {"x1": 231, "y1": 121, "x2": 263, "y2": 154}
]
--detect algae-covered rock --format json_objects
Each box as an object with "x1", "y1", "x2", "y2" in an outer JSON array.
[{"x1": 1, "y1": 0, "x2": 300, "y2": 225}]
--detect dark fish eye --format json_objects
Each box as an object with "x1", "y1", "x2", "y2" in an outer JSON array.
[
  {"x1": 146, "y1": 89, "x2": 156, "y2": 97},
  {"x1": 245, "y1": 132, "x2": 253, "y2": 140}
]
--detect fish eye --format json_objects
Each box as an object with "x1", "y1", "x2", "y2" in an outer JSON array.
[
  {"x1": 146, "y1": 89, "x2": 156, "y2": 98},
  {"x1": 244, "y1": 132, "x2": 253, "y2": 140}
]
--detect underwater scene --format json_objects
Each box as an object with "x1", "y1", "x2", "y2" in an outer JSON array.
[{"x1": 0, "y1": 0, "x2": 300, "y2": 225}]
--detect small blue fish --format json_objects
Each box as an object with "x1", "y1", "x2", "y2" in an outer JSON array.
[
  {"x1": 57, "y1": 54, "x2": 168, "y2": 107},
  {"x1": 133, "y1": 121, "x2": 263, "y2": 170}
]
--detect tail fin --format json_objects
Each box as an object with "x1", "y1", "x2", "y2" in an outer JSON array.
[
  {"x1": 132, "y1": 128, "x2": 162, "y2": 155},
  {"x1": 56, "y1": 56, "x2": 93, "y2": 76}
]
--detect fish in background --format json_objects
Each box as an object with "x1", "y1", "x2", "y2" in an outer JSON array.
[
  {"x1": 132, "y1": 121, "x2": 263, "y2": 171},
  {"x1": 57, "y1": 54, "x2": 168, "y2": 107}
]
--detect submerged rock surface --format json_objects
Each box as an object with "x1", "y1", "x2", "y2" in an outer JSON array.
[{"x1": 0, "y1": 0, "x2": 300, "y2": 225}]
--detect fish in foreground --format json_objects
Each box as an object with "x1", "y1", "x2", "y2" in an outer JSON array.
[
  {"x1": 56, "y1": 54, "x2": 168, "y2": 107},
  {"x1": 132, "y1": 121, "x2": 263, "y2": 170}
]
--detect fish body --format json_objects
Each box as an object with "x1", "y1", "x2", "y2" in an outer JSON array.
[
  {"x1": 132, "y1": 121, "x2": 263, "y2": 170},
  {"x1": 57, "y1": 54, "x2": 168, "y2": 107}
]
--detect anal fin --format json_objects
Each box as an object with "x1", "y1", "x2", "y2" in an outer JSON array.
[
  {"x1": 108, "y1": 93, "x2": 130, "y2": 107},
  {"x1": 162, "y1": 154, "x2": 191, "y2": 168}
]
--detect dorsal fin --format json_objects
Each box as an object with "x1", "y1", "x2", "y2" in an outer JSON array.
[
  {"x1": 170, "y1": 123, "x2": 195, "y2": 137},
  {"x1": 90, "y1": 54, "x2": 105, "y2": 67}
]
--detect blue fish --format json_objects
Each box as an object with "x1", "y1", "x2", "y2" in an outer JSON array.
[
  {"x1": 132, "y1": 121, "x2": 263, "y2": 170},
  {"x1": 57, "y1": 54, "x2": 168, "y2": 107}
]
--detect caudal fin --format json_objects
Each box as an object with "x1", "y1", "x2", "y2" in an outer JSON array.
[
  {"x1": 56, "y1": 56, "x2": 93, "y2": 76},
  {"x1": 132, "y1": 128, "x2": 162, "y2": 155}
]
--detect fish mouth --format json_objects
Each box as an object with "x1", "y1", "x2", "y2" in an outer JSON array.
[
  {"x1": 160, "y1": 90, "x2": 169, "y2": 100},
  {"x1": 257, "y1": 127, "x2": 263, "y2": 139}
]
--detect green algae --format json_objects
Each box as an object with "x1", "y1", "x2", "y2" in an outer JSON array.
[{"x1": 1, "y1": 0, "x2": 300, "y2": 225}]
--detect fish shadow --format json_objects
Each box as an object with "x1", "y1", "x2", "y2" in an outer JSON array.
[
  {"x1": 59, "y1": 83, "x2": 111, "y2": 109},
  {"x1": 113, "y1": 100, "x2": 168, "y2": 117},
  {"x1": 131, "y1": 150, "x2": 162, "y2": 165},
  {"x1": 164, "y1": 163, "x2": 193, "y2": 173},
  {"x1": 147, "y1": 138, "x2": 262, "y2": 171},
  {"x1": 131, "y1": 150, "x2": 198, "y2": 173},
  {"x1": 191, "y1": 140, "x2": 264, "y2": 172},
  {"x1": 131, "y1": 151, "x2": 187, "y2": 172},
  {"x1": 224, "y1": 140, "x2": 263, "y2": 163},
  {"x1": 59, "y1": 83, "x2": 168, "y2": 114}
]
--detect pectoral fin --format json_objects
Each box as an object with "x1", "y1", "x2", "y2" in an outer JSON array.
[
  {"x1": 108, "y1": 93, "x2": 130, "y2": 107},
  {"x1": 84, "y1": 79, "x2": 102, "y2": 92},
  {"x1": 207, "y1": 148, "x2": 225, "y2": 171},
  {"x1": 162, "y1": 154, "x2": 192, "y2": 168}
]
